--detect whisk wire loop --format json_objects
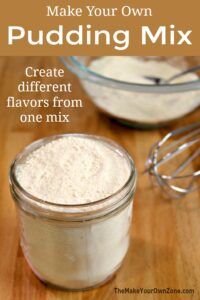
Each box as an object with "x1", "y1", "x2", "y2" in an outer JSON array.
[{"x1": 146, "y1": 122, "x2": 200, "y2": 198}]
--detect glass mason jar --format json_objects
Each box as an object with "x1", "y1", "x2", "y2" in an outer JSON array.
[{"x1": 9, "y1": 134, "x2": 137, "y2": 291}]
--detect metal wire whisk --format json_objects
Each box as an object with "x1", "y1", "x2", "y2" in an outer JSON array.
[{"x1": 146, "y1": 122, "x2": 200, "y2": 198}]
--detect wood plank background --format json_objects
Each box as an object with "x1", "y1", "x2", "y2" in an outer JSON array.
[{"x1": 0, "y1": 57, "x2": 199, "y2": 300}]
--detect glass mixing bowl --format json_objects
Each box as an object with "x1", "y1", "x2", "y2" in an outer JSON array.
[{"x1": 61, "y1": 56, "x2": 200, "y2": 128}]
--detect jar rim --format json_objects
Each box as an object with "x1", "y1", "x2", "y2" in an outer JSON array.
[{"x1": 9, "y1": 134, "x2": 136, "y2": 216}]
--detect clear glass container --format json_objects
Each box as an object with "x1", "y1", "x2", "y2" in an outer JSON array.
[
  {"x1": 61, "y1": 56, "x2": 200, "y2": 128},
  {"x1": 9, "y1": 134, "x2": 137, "y2": 290}
]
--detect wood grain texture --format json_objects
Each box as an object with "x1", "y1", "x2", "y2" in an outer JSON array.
[{"x1": 0, "y1": 57, "x2": 199, "y2": 300}]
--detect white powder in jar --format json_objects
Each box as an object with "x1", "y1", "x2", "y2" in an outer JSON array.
[
  {"x1": 16, "y1": 136, "x2": 130, "y2": 204},
  {"x1": 15, "y1": 135, "x2": 134, "y2": 289},
  {"x1": 82, "y1": 57, "x2": 200, "y2": 124}
]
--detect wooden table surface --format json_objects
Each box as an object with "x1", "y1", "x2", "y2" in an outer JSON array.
[{"x1": 0, "y1": 57, "x2": 199, "y2": 300}]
